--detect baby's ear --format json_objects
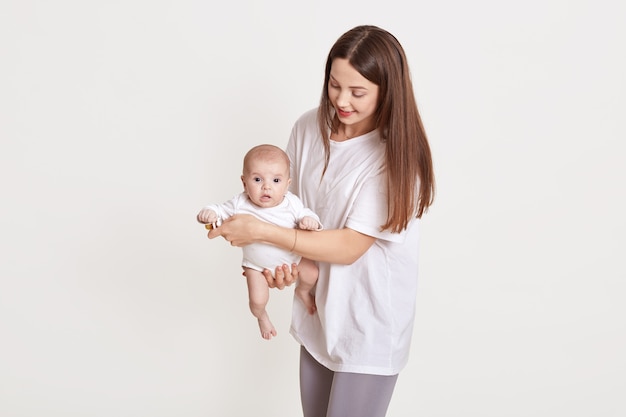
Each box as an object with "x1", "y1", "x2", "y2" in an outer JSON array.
[{"x1": 241, "y1": 175, "x2": 246, "y2": 189}]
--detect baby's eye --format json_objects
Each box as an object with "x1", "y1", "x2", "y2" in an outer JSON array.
[
  {"x1": 253, "y1": 177, "x2": 262, "y2": 182},
  {"x1": 273, "y1": 178, "x2": 281, "y2": 183}
]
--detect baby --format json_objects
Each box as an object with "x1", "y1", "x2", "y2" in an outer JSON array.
[{"x1": 197, "y1": 144, "x2": 321, "y2": 339}]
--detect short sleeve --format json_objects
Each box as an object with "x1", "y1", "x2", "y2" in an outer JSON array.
[{"x1": 345, "y1": 174, "x2": 406, "y2": 243}]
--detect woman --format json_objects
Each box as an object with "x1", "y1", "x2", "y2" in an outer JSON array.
[{"x1": 210, "y1": 25, "x2": 435, "y2": 417}]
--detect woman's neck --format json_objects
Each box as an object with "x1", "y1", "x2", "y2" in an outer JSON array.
[{"x1": 333, "y1": 123, "x2": 375, "y2": 142}]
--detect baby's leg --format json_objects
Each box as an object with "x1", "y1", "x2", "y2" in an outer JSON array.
[
  {"x1": 244, "y1": 268, "x2": 276, "y2": 340},
  {"x1": 295, "y1": 258, "x2": 319, "y2": 315}
]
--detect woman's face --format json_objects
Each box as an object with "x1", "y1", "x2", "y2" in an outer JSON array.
[{"x1": 328, "y1": 58, "x2": 379, "y2": 135}]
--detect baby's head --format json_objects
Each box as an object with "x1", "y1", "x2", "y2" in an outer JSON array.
[{"x1": 241, "y1": 144, "x2": 291, "y2": 208}]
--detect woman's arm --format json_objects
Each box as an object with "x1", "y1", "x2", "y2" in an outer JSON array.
[{"x1": 207, "y1": 213, "x2": 375, "y2": 265}]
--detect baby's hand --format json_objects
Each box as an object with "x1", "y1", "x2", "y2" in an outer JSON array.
[
  {"x1": 298, "y1": 216, "x2": 320, "y2": 231},
  {"x1": 197, "y1": 208, "x2": 218, "y2": 224}
]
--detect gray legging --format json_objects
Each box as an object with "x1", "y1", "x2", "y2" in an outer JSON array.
[{"x1": 299, "y1": 346, "x2": 399, "y2": 417}]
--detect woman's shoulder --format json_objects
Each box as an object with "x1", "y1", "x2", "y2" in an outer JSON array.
[
  {"x1": 290, "y1": 107, "x2": 322, "y2": 148},
  {"x1": 294, "y1": 106, "x2": 319, "y2": 127}
]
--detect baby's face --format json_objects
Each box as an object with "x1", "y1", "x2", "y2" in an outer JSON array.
[{"x1": 241, "y1": 158, "x2": 290, "y2": 208}]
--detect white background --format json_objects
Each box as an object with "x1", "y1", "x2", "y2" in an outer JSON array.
[{"x1": 1, "y1": 1, "x2": 625, "y2": 416}]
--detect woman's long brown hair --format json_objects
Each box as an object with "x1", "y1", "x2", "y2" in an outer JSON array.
[{"x1": 318, "y1": 25, "x2": 435, "y2": 233}]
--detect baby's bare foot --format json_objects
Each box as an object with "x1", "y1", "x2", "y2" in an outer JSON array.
[
  {"x1": 258, "y1": 317, "x2": 277, "y2": 340},
  {"x1": 296, "y1": 287, "x2": 317, "y2": 315}
]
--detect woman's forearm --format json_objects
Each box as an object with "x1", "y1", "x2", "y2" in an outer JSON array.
[{"x1": 259, "y1": 222, "x2": 375, "y2": 265}]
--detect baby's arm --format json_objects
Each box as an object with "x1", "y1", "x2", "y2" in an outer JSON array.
[
  {"x1": 197, "y1": 194, "x2": 243, "y2": 226},
  {"x1": 197, "y1": 208, "x2": 218, "y2": 224},
  {"x1": 298, "y1": 216, "x2": 321, "y2": 231}
]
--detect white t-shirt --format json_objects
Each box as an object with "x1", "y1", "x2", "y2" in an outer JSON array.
[
  {"x1": 204, "y1": 191, "x2": 321, "y2": 273},
  {"x1": 287, "y1": 108, "x2": 421, "y2": 376}
]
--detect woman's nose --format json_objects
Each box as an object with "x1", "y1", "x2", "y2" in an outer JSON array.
[{"x1": 336, "y1": 90, "x2": 351, "y2": 107}]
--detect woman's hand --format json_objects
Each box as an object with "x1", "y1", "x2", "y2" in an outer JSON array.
[
  {"x1": 208, "y1": 214, "x2": 263, "y2": 246},
  {"x1": 263, "y1": 263, "x2": 299, "y2": 289}
]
